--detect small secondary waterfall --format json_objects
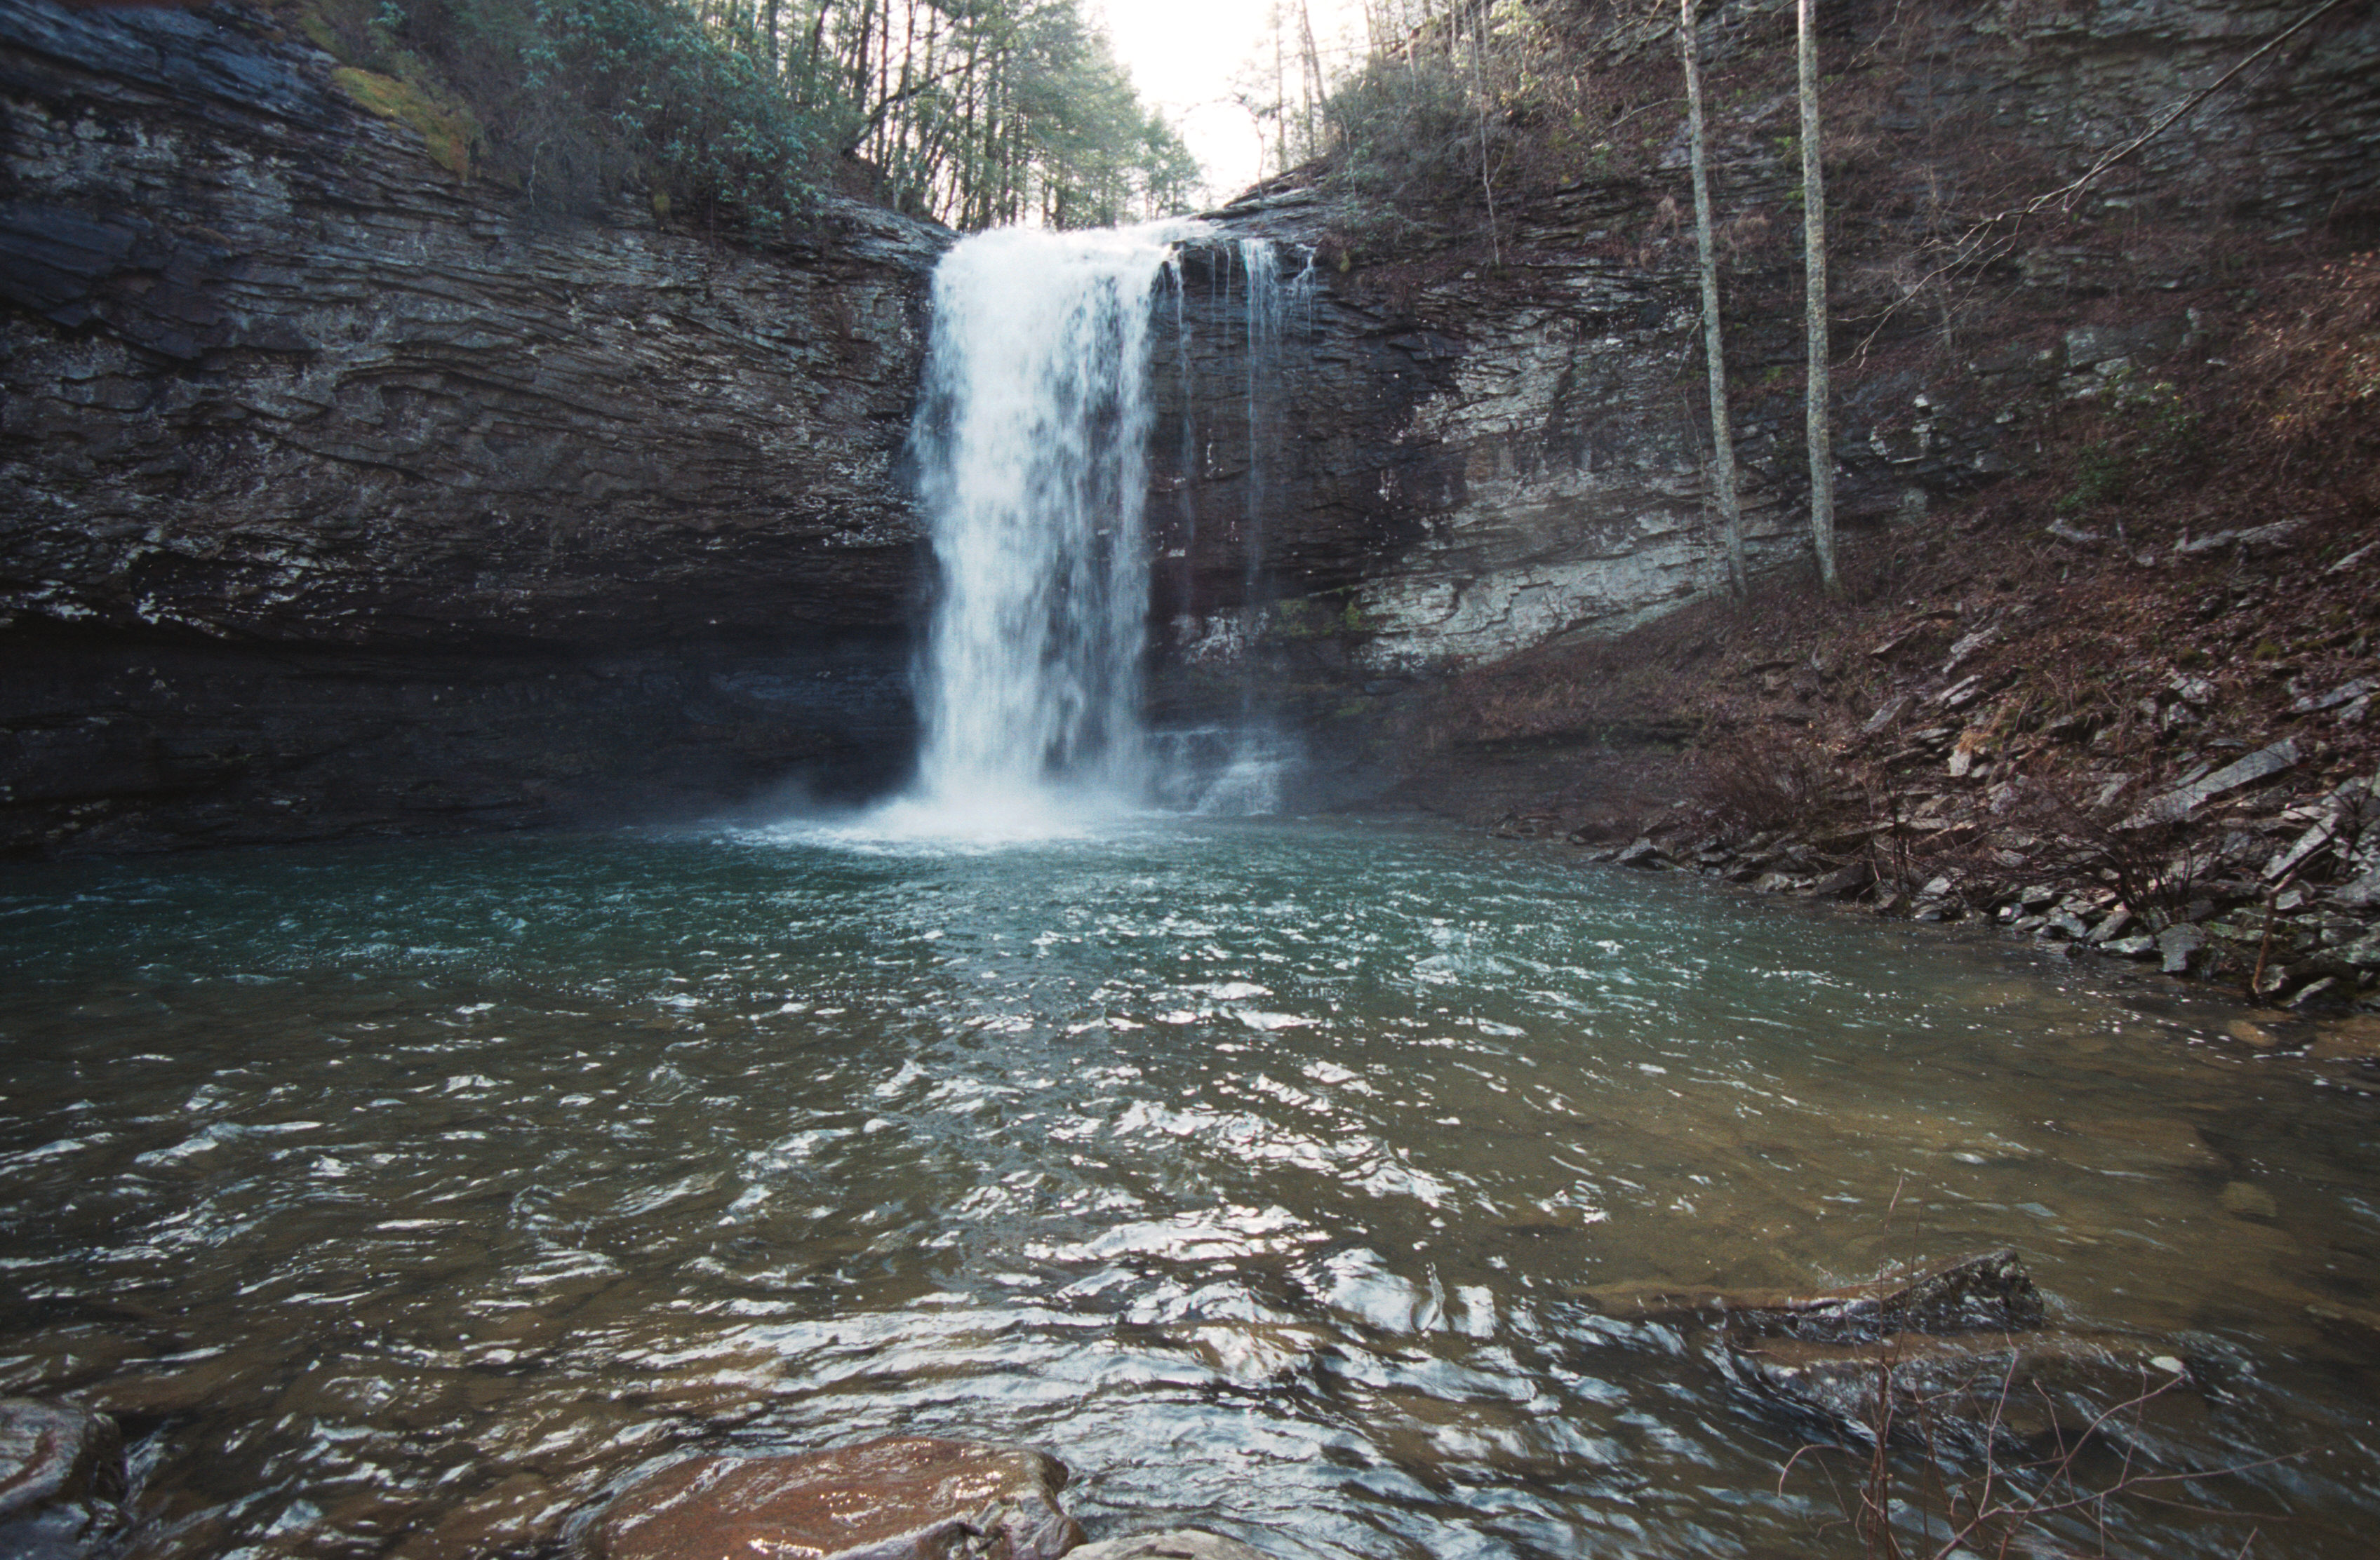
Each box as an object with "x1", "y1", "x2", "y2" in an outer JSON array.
[
  {"x1": 899, "y1": 224, "x2": 1186, "y2": 832},
  {"x1": 1194, "y1": 238, "x2": 1314, "y2": 815}
]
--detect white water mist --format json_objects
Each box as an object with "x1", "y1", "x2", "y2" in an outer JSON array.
[{"x1": 897, "y1": 224, "x2": 1189, "y2": 835}]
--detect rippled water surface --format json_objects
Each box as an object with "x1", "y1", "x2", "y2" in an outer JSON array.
[{"x1": 4, "y1": 819, "x2": 2378, "y2": 1559}]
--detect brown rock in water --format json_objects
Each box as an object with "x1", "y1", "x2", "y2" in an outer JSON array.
[
  {"x1": 2306, "y1": 1301, "x2": 2380, "y2": 1353},
  {"x1": 587, "y1": 1437, "x2": 1083, "y2": 1560},
  {"x1": 0, "y1": 1398, "x2": 126, "y2": 1559}
]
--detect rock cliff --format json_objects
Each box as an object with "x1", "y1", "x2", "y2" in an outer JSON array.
[
  {"x1": 1160, "y1": 0, "x2": 2379, "y2": 687},
  {"x1": 5, "y1": 0, "x2": 2375, "y2": 847},
  {"x1": 1, "y1": 0, "x2": 947, "y2": 852}
]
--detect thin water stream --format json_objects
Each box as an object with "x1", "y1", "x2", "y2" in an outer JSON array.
[{"x1": 4, "y1": 819, "x2": 2377, "y2": 1558}]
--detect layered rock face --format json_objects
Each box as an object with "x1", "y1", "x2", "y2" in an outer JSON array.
[
  {"x1": 6, "y1": 0, "x2": 2374, "y2": 847},
  {"x1": 1, "y1": 0, "x2": 946, "y2": 852},
  {"x1": 1165, "y1": 189, "x2": 1763, "y2": 678},
  {"x1": 1163, "y1": 0, "x2": 2379, "y2": 680}
]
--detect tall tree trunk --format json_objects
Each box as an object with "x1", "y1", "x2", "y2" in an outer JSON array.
[
  {"x1": 954, "y1": 31, "x2": 978, "y2": 225},
  {"x1": 1469, "y1": 0, "x2": 1499, "y2": 264},
  {"x1": 800, "y1": 1, "x2": 831, "y2": 108},
  {"x1": 1271, "y1": 8, "x2": 1288, "y2": 176},
  {"x1": 872, "y1": 0, "x2": 891, "y2": 161},
  {"x1": 1299, "y1": 0, "x2": 1326, "y2": 156},
  {"x1": 1680, "y1": 0, "x2": 1745, "y2": 598},
  {"x1": 1798, "y1": 0, "x2": 1840, "y2": 594}
]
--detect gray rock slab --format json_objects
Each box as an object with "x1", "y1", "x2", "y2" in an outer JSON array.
[
  {"x1": 2292, "y1": 677, "x2": 2376, "y2": 715},
  {"x1": 2122, "y1": 740, "x2": 2300, "y2": 828},
  {"x1": 1067, "y1": 1533, "x2": 1278, "y2": 1560},
  {"x1": 2158, "y1": 923, "x2": 2205, "y2": 974},
  {"x1": 2335, "y1": 868, "x2": 2380, "y2": 909}
]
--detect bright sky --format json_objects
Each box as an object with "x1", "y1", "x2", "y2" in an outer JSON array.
[{"x1": 1095, "y1": 0, "x2": 1371, "y2": 206}]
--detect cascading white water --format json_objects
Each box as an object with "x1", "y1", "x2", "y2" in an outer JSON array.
[
  {"x1": 893, "y1": 224, "x2": 1192, "y2": 835},
  {"x1": 871, "y1": 221, "x2": 1322, "y2": 838}
]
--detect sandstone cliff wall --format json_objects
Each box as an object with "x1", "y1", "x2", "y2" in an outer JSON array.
[
  {"x1": 1163, "y1": 0, "x2": 2379, "y2": 690},
  {"x1": 1, "y1": 0, "x2": 948, "y2": 851},
  {"x1": 6, "y1": 0, "x2": 2374, "y2": 847}
]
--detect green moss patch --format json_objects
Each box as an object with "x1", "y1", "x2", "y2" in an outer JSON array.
[{"x1": 333, "y1": 65, "x2": 476, "y2": 180}]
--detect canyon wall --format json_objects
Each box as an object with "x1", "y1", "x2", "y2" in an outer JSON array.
[
  {"x1": 1160, "y1": 0, "x2": 2379, "y2": 691},
  {"x1": 5, "y1": 0, "x2": 2376, "y2": 847},
  {"x1": 1, "y1": 0, "x2": 946, "y2": 852}
]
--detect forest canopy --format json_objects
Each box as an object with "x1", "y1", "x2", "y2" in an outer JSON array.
[{"x1": 312, "y1": 0, "x2": 1201, "y2": 233}]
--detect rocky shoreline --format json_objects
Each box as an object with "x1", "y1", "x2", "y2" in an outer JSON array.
[
  {"x1": 1542, "y1": 729, "x2": 2379, "y2": 1016},
  {"x1": 1386, "y1": 397, "x2": 2380, "y2": 1038},
  {"x1": 1479, "y1": 738, "x2": 2380, "y2": 1063}
]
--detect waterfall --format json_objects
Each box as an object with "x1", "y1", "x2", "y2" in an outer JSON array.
[
  {"x1": 895, "y1": 224, "x2": 1188, "y2": 835},
  {"x1": 871, "y1": 222, "x2": 1316, "y2": 838}
]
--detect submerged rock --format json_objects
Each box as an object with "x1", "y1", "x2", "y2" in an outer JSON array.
[
  {"x1": 1593, "y1": 1253, "x2": 2205, "y2": 1451},
  {"x1": 2220, "y1": 1181, "x2": 2281, "y2": 1222},
  {"x1": 1068, "y1": 1532, "x2": 1277, "y2": 1560},
  {"x1": 1731, "y1": 1329, "x2": 2195, "y2": 1446},
  {"x1": 0, "y1": 1399, "x2": 126, "y2": 1560},
  {"x1": 1581, "y1": 1250, "x2": 2045, "y2": 1343},
  {"x1": 391, "y1": 1472, "x2": 574, "y2": 1560},
  {"x1": 587, "y1": 1437, "x2": 1083, "y2": 1560}
]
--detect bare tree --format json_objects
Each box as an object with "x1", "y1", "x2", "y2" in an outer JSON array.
[
  {"x1": 1470, "y1": 0, "x2": 1501, "y2": 263},
  {"x1": 1798, "y1": 0, "x2": 1840, "y2": 595},
  {"x1": 1680, "y1": 0, "x2": 1746, "y2": 596},
  {"x1": 1298, "y1": 0, "x2": 1329, "y2": 156}
]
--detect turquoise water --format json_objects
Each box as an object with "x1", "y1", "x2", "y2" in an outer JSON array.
[{"x1": 1, "y1": 818, "x2": 2375, "y2": 1558}]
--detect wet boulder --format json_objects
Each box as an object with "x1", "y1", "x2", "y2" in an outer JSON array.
[
  {"x1": 1803, "y1": 860, "x2": 1876, "y2": 900},
  {"x1": 1579, "y1": 1250, "x2": 2045, "y2": 1343},
  {"x1": 0, "y1": 1398, "x2": 126, "y2": 1560},
  {"x1": 1730, "y1": 1329, "x2": 2198, "y2": 1447},
  {"x1": 587, "y1": 1437, "x2": 1083, "y2": 1560},
  {"x1": 1611, "y1": 838, "x2": 1668, "y2": 869}
]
